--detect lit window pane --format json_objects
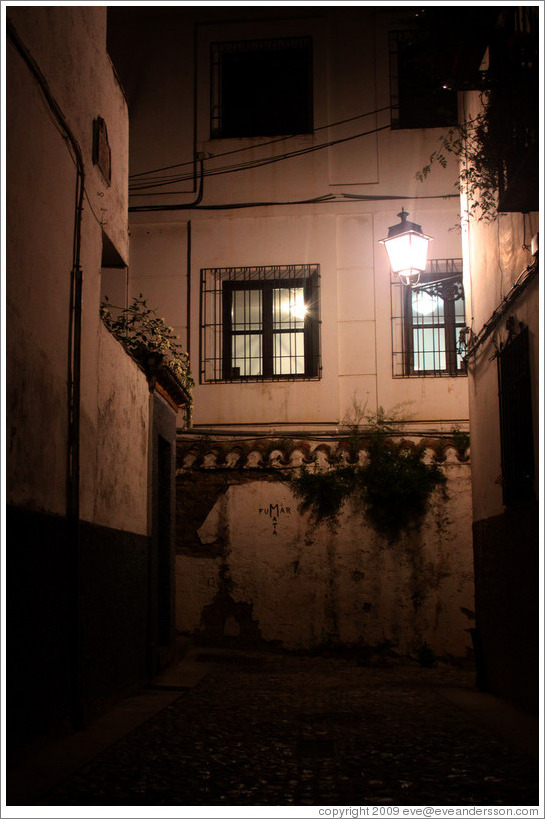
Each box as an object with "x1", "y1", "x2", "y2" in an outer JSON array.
[
  {"x1": 233, "y1": 334, "x2": 262, "y2": 376},
  {"x1": 273, "y1": 331, "x2": 305, "y2": 374},
  {"x1": 273, "y1": 287, "x2": 305, "y2": 329},
  {"x1": 454, "y1": 297, "x2": 466, "y2": 322},
  {"x1": 232, "y1": 289, "x2": 262, "y2": 330},
  {"x1": 412, "y1": 291, "x2": 443, "y2": 322},
  {"x1": 413, "y1": 327, "x2": 445, "y2": 371}
]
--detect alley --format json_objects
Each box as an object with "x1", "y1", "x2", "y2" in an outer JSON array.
[{"x1": 10, "y1": 649, "x2": 539, "y2": 808}]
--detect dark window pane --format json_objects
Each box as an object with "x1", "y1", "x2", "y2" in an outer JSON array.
[
  {"x1": 212, "y1": 38, "x2": 313, "y2": 138},
  {"x1": 391, "y1": 31, "x2": 458, "y2": 129}
]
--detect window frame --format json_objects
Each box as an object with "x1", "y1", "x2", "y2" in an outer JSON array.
[
  {"x1": 391, "y1": 259, "x2": 467, "y2": 378},
  {"x1": 200, "y1": 264, "x2": 321, "y2": 384},
  {"x1": 222, "y1": 278, "x2": 317, "y2": 380},
  {"x1": 389, "y1": 29, "x2": 459, "y2": 130},
  {"x1": 210, "y1": 36, "x2": 314, "y2": 139}
]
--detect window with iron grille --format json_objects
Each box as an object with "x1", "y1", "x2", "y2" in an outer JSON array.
[
  {"x1": 210, "y1": 37, "x2": 313, "y2": 139},
  {"x1": 391, "y1": 259, "x2": 467, "y2": 377},
  {"x1": 200, "y1": 265, "x2": 321, "y2": 383},
  {"x1": 389, "y1": 30, "x2": 458, "y2": 129},
  {"x1": 498, "y1": 323, "x2": 535, "y2": 505}
]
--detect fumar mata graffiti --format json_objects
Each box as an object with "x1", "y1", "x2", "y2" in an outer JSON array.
[{"x1": 258, "y1": 503, "x2": 291, "y2": 535}]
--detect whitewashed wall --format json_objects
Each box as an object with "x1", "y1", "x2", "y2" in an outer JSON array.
[
  {"x1": 460, "y1": 89, "x2": 539, "y2": 524},
  {"x1": 7, "y1": 6, "x2": 149, "y2": 534},
  {"x1": 112, "y1": 5, "x2": 470, "y2": 432},
  {"x1": 176, "y1": 443, "x2": 474, "y2": 659}
]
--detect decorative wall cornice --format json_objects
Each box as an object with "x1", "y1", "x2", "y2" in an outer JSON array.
[{"x1": 176, "y1": 436, "x2": 470, "y2": 473}]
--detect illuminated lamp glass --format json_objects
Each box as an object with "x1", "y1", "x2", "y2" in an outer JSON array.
[{"x1": 379, "y1": 208, "x2": 432, "y2": 285}]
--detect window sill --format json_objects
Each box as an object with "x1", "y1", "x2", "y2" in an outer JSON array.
[
  {"x1": 202, "y1": 375, "x2": 322, "y2": 385},
  {"x1": 393, "y1": 371, "x2": 467, "y2": 379}
]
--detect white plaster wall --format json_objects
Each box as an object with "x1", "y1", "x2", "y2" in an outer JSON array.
[
  {"x1": 89, "y1": 323, "x2": 150, "y2": 535},
  {"x1": 6, "y1": 45, "x2": 75, "y2": 513},
  {"x1": 7, "y1": 7, "x2": 146, "y2": 533},
  {"x1": 459, "y1": 92, "x2": 540, "y2": 524},
  {"x1": 191, "y1": 213, "x2": 340, "y2": 426},
  {"x1": 176, "y1": 460, "x2": 474, "y2": 657},
  {"x1": 120, "y1": 6, "x2": 469, "y2": 435},
  {"x1": 7, "y1": 7, "x2": 129, "y2": 259},
  {"x1": 466, "y1": 278, "x2": 539, "y2": 523},
  {"x1": 128, "y1": 222, "x2": 190, "y2": 352}
]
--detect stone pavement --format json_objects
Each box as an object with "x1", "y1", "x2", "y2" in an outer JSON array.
[{"x1": 6, "y1": 648, "x2": 541, "y2": 809}]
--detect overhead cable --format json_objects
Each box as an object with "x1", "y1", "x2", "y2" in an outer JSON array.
[{"x1": 129, "y1": 105, "x2": 394, "y2": 181}]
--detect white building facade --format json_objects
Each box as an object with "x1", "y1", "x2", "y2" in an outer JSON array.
[{"x1": 107, "y1": 7, "x2": 475, "y2": 661}]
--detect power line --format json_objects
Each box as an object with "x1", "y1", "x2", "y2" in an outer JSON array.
[
  {"x1": 129, "y1": 122, "x2": 392, "y2": 192},
  {"x1": 128, "y1": 105, "x2": 394, "y2": 181}
]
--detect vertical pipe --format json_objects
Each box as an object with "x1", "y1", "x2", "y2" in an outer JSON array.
[
  {"x1": 186, "y1": 220, "x2": 192, "y2": 359},
  {"x1": 7, "y1": 18, "x2": 86, "y2": 730}
]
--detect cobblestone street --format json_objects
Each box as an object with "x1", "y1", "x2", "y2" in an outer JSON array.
[{"x1": 17, "y1": 650, "x2": 540, "y2": 809}]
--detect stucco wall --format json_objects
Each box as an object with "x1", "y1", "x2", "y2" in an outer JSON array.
[
  {"x1": 7, "y1": 6, "x2": 136, "y2": 530},
  {"x1": 91, "y1": 323, "x2": 150, "y2": 535},
  {"x1": 175, "y1": 441, "x2": 474, "y2": 659},
  {"x1": 459, "y1": 88, "x2": 539, "y2": 524},
  {"x1": 110, "y1": 6, "x2": 470, "y2": 434}
]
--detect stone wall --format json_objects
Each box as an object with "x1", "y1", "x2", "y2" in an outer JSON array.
[{"x1": 175, "y1": 438, "x2": 474, "y2": 661}]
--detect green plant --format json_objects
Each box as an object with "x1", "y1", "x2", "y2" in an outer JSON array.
[
  {"x1": 290, "y1": 405, "x2": 446, "y2": 539},
  {"x1": 291, "y1": 465, "x2": 357, "y2": 528},
  {"x1": 360, "y1": 439, "x2": 445, "y2": 537},
  {"x1": 101, "y1": 294, "x2": 194, "y2": 423},
  {"x1": 449, "y1": 426, "x2": 470, "y2": 456},
  {"x1": 416, "y1": 101, "x2": 500, "y2": 223}
]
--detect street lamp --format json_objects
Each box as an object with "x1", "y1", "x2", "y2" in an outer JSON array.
[{"x1": 379, "y1": 208, "x2": 432, "y2": 285}]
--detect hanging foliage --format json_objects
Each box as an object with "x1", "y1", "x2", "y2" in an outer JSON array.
[
  {"x1": 290, "y1": 406, "x2": 447, "y2": 539},
  {"x1": 101, "y1": 294, "x2": 195, "y2": 423}
]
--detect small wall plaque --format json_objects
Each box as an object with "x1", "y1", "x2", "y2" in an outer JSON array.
[{"x1": 93, "y1": 116, "x2": 111, "y2": 184}]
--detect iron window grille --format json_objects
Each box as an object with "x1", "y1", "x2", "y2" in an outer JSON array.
[
  {"x1": 389, "y1": 30, "x2": 458, "y2": 129},
  {"x1": 497, "y1": 323, "x2": 535, "y2": 505},
  {"x1": 200, "y1": 264, "x2": 321, "y2": 383},
  {"x1": 391, "y1": 259, "x2": 467, "y2": 377},
  {"x1": 210, "y1": 37, "x2": 313, "y2": 139}
]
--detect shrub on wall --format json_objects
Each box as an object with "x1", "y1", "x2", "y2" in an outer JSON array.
[
  {"x1": 101, "y1": 294, "x2": 194, "y2": 424},
  {"x1": 290, "y1": 406, "x2": 446, "y2": 539}
]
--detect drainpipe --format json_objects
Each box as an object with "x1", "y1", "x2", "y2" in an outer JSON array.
[
  {"x1": 186, "y1": 220, "x2": 192, "y2": 360},
  {"x1": 128, "y1": 156, "x2": 204, "y2": 213},
  {"x1": 7, "y1": 19, "x2": 86, "y2": 730}
]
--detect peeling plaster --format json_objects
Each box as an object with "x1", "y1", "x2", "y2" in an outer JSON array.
[{"x1": 175, "y1": 440, "x2": 474, "y2": 658}]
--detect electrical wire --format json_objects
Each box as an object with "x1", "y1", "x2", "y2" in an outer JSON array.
[
  {"x1": 129, "y1": 105, "x2": 394, "y2": 181},
  {"x1": 129, "y1": 121, "x2": 393, "y2": 192},
  {"x1": 464, "y1": 257, "x2": 538, "y2": 360}
]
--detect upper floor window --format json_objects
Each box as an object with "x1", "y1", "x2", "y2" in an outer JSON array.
[
  {"x1": 389, "y1": 30, "x2": 458, "y2": 129},
  {"x1": 391, "y1": 259, "x2": 466, "y2": 377},
  {"x1": 211, "y1": 37, "x2": 313, "y2": 139},
  {"x1": 201, "y1": 264, "x2": 321, "y2": 383}
]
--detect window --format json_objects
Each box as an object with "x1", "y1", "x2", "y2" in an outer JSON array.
[
  {"x1": 389, "y1": 30, "x2": 458, "y2": 129},
  {"x1": 497, "y1": 323, "x2": 535, "y2": 505},
  {"x1": 201, "y1": 265, "x2": 321, "y2": 383},
  {"x1": 391, "y1": 259, "x2": 466, "y2": 377},
  {"x1": 211, "y1": 37, "x2": 313, "y2": 139}
]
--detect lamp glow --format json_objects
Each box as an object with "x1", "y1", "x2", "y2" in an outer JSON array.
[
  {"x1": 291, "y1": 291, "x2": 307, "y2": 320},
  {"x1": 412, "y1": 290, "x2": 439, "y2": 316},
  {"x1": 379, "y1": 208, "x2": 432, "y2": 285}
]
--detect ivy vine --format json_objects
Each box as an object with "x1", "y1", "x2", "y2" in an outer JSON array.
[
  {"x1": 415, "y1": 98, "x2": 500, "y2": 224},
  {"x1": 290, "y1": 406, "x2": 446, "y2": 540}
]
